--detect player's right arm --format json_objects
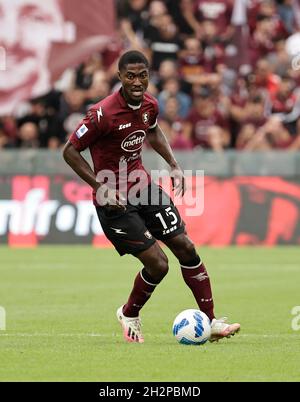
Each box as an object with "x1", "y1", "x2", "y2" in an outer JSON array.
[
  {"x1": 63, "y1": 110, "x2": 125, "y2": 209},
  {"x1": 63, "y1": 111, "x2": 102, "y2": 191},
  {"x1": 63, "y1": 141, "x2": 99, "y2": 191}
]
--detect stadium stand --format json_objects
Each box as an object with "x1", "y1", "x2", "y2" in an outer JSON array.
[{"x1": 1, "y1": 0, "x2": 300, "y2": 152}]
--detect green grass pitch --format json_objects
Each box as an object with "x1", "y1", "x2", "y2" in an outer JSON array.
[{"x1": 0, "y1": 246, "x2": 299, "y2": 382}]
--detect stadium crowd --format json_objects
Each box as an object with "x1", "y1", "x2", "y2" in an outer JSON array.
[{"x1": 1, "y1": 0, "x2": 300, "y2": 152}]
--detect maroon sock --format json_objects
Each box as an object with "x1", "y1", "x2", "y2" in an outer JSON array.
[
  {"x1": 181, "y1": 258, "x2": 215, "y2": 321},
  {"x1": 123, "y1": 269, "x2": 158, "y2": 317}
]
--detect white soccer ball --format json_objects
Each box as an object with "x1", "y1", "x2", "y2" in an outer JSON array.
[{"x1": 172, "y1": 309, "x2": 211, "y2": 345}]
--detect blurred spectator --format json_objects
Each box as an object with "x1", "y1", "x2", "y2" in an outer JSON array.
[
  {"x1": 250, "y1": 59, "x2": 281, "y2": 96},
  {"x1": 236, "y1": 123, "x2": 269, "y2": 150},
  {"x1": 157, "y1": 77, "x2": 192, "y2": 118},
  {"x1": 58, "y1": 89, "x2": 86, "y2": 139},
  {"x1": 0, "y1": 116, "x2": 18, "y2": 144},
  {"x1": 142, "y1": 0, "x2": 169, "y2": 48},
  {"x1": 271, "y1": 75, "x2": 300, "y2": 134},
  {"x1": 201, "y1": 20, "x2": 226, "y2": 70},
  {"x1": 233, "y1": 93, "x2": 268, "y2": 129},
  {"x1": 266, "y1": 38, "x2": 291, "y2": 76},
  {"x1": 59, "y1": 89, "x2": 86, "y2": 122},
  {"x1": 0, "y1": 121, "x2": 12, "y2": 149},
  {"x1": 179, "y1": 34, "x2": 225, "y2": 93},
  {"x1": 2, "y1": 0, "x2": 300, "y2": 152},
  {"x1": 236, "y1": 115, "x2": 300, "y2": 150},
  {"x1": 48, "y1": 136, "x2": 62, "y2": 150},
  {"x1": 117, "y1": 0, "x2": 150, "y2": 48},
  {"x1": 271, "y1": 74, "x2": 296, "y2": 114},
  {"x1": 185, "y1": 86, "x2": 231, "y2": 151},
  {"x1": 85, "y1": 70, "x2": 110, "y2": 106},
  {"x1": 258, "y1": 0, "x2": 288, "y2": 37},
  {"x1": 158, "y1": 96, "x2": 193, "y2": 149},
  {"x1": 276, "y1": 0, "x2": 296, "y2": 34},
  {"x1": 154, "y1": 59, "x2": 192, "y2": 95},
  {"x1": 17, "y1": 122, "x2": 40, "y2": 148},
  {"x1": 17, "y1": 97, "x2": 65, "y2": 148},
  {"x1": 248, "y1": 15, "x2": 277, "y2": 65},
  {"x1": 165, "y1": 0, "x2": 196, "y2": 38},
  {"x1": 147, "y1": 0, "x2": 168, "y2": 29},
  {"x1": 75, "y1": 53, "x2": 103, "y2": 90},
  {"x1": 179, "y1": 37, "x2": 206, "y2": 78},
  {"x1": 194, "y1": 0, "x2": 235, "y2": 40},
  {"x1": 145, "y1": 13, "x2": 182, "y2": 71}
]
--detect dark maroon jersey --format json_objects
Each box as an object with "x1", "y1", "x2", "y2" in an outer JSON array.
[{"x1": 69, "y1": 89, "x2": 158, "y2": 204}]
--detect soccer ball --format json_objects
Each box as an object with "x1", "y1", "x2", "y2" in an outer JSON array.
[{"x1": 172, "y1": 309, "x2": 211, "y2": 345}]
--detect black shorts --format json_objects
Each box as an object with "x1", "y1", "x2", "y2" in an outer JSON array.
[{"x1": 95, "y1": 183, "x2": 185, "y2": 256}]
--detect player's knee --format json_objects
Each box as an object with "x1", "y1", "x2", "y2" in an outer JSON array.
[
  {"x1": 156, "y1": 255, "x2": 169, "y2": 277},
  {"x1": 145, "y1": 254, "x2": 169, "y2": 282},
  {"x1": 176, "y1": 237, "x2": 197, "y2": 262},
  {"x1": 183, "y1": 241, "x2": 197, "y2": 259}
]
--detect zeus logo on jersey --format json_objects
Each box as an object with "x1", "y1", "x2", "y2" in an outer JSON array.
[
  {"x1": 119, "y1": 123, "x2": 132, "y2": 130},
  {"x1": 76, "y1": 124, "x2": 88, "y2": 138}
]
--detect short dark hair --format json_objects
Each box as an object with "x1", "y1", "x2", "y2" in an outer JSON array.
[{"x1": 118, "y1": 50, "x2": 149, "y2": 71}]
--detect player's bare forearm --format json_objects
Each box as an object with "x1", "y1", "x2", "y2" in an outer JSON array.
[
  {"x1": 147, "y1": 124, "x2": 179, "y2": 169},
  {"x1": 62, "y1": 141, "x2": 99, "y2": 190}
]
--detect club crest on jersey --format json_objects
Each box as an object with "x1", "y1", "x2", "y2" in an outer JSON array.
[
  {"x1": 121, "y1": 130, "x2": 146, "y2": 152},
  {"x1": 142, "y1": 112, "x2": 149, "y2": 124}
]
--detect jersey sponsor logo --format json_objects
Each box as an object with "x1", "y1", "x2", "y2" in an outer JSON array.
[
  {"x1": 119, "y1": 153, "x2": 139, "y2": 164},
  {"x1": 76, "y1": 124, "x2": 88, "y2": 138},
  {"x1": 121, "y1": 130, "x2": 146, "y2": 153},
  {"x1": 97, "y1": 107, "x2": 103, "y2": 122},
  {"x1": 119, "y1": 123, "x2": 132, "y2": 130}
]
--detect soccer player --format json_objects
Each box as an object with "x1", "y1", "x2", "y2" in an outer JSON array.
[{"x1": 63, "y1": 50, "x2": 240, "y2": 343}]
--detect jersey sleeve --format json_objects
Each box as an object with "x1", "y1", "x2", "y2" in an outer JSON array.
[
  {"x1": 149, "y1": 100, "x2": 159, "y2": 130},
  {"x1": 69, "y1": 108, "x2": 108, "y2": 151}
]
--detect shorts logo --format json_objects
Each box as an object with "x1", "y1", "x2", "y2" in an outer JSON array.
[
  {"x1": 144, "y1": 230, "x2": 152, "y2": 239},
  {"x1": 111, "y1": 227, "x2": 127, "y2": 235},
  {"x1": 76, "y1": 124, "x2": 88, "y2": 138},
  {"x1": 121, "y1": 130, "x2": 146, "y2": 153},
  {"x1": 142, "y1": 112, "x2": 149, "y2": 124}
]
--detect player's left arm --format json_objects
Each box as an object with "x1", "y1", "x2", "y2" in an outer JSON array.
[{"x1": 147, "y1": 124, "x2": 186, "y2": 196}]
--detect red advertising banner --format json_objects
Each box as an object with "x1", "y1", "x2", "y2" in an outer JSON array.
[
  {"x1": 0, "y1": 0, "x2": 116, "y2": 115},
  {"x1": 180, "y1": 177, "x2": 300, "y2": 246},
  {"x1": 1, "y1": 175, "x2": 300, "y2": 246}
]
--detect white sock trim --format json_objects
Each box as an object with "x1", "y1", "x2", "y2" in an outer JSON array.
[
  {"x1": 140, "y1": 270, "x2": 157, "y2": 287},
  {"x1": 180, "y1": 260, "x2": 202, "y2": 269}
]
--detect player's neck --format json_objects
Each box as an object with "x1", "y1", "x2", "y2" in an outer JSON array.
[{"x1": 121, "y1": 88, "x2": 142, "y2": 109}]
